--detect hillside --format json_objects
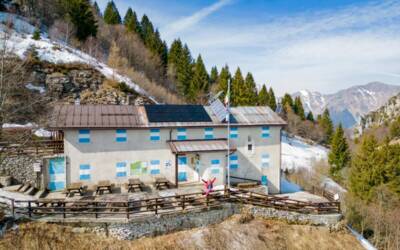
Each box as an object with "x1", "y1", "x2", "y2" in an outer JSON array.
[
  {"x1": 293, "y1": 82, "x2": 400, "y2": 128},
  {"x1": 360, "y1": 92, "x2": 400, "y2": 130},
  {"x1": 0, "y1": 216, "x2": 362, "y2": 250}
]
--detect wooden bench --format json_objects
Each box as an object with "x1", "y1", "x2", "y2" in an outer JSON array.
[
  {"x1": 127, "y1": 178, "x2": 144, "y2": 192},
  {"x1": 154, "y1": 177, "x2": 170, "y2": 190},
  {"x1": 95, "y1": 180, "x2": 112, "y2": 195},
  {"x1": 66, "y1": 182, "x2": 84, "y2": 197}
]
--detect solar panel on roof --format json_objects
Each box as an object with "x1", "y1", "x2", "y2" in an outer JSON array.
[
  {"x1": 145, "y1": 105, "x2": 212, "y2": 123},
  {"x1": 210, "y1": 99, "x2": 228, "y2": 122}
]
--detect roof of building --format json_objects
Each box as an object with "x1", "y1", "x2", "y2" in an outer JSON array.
[
  {"x1": 168, "y1": 139, "x2": 236, "y2": 154},
  {"x1": 48, "y1": 104, "x2": 286, "y2": 129}
]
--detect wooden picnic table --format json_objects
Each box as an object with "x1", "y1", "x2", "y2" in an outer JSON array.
[
  {"x1": 96, "y1": 180, "x2": 113, "y2": 195},
  {"x1": 154, "y1": 177, "x2": 170, "y2": 190},
  {"x1": 66, "y1": 182, "x2": 84, "y2": 197},
  {"x1": 127, "y1": 178, "x2": 143, "y2": 192}
]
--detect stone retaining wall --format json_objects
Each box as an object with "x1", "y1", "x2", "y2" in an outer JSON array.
[
  {"x1": 49, "y1": 204, "x2": 342, "y2": 240},
  {"x1": 0, "y1": 155, "x2": 40, "y2": 186}
]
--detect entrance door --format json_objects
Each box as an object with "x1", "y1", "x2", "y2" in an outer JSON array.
[
  {"x1": 48, "y1": 157, "x2": 66, "y2": 191},
  {"x1": 178, "y1": 156, "x2": 187, "y2": 182}
]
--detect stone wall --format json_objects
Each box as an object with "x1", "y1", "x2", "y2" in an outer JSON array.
[
  {"x1": 50, "y1": 204, "x2": 342, "y2": 240},
  {"x1": 0, "y1": 155, "x2": 40, "y2": 186}
]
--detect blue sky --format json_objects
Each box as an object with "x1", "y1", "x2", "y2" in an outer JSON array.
[{"x1": 97, "y1": 0, "x2": 400, "y2": 95}]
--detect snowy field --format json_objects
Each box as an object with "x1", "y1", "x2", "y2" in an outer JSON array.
[
  {"x1": 0, "y1": 12, "x2": 156, "y2": 103},
  {"x1": 281, "y1": 135, "x2": 328, "y2": 171}
]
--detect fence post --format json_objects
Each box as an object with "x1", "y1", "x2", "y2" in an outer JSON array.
[
  {"x1": 126, "y1": 201, "x2": 130, "y2": 219},
  {"x1": 95, "y1": 202, "x2": 98, "y2": 219},
  {"x1": 28, "y1": 201, "x2": 32, "y2": 217},
  {"x1": 155, "y1": 198, "x2": 158, "y2": 215},
  {"x1": 11, "y1": 199, "x2": 15, "y2": 217},
  {"x1": 181, "y1": 195, "x2": 185, "y2": 210},
  {"x1": 63, "y1": 202, "x2": 66, "y2": 219},
  {"x1": 206, "y1": 195, "x2": 209, "y2": 207}
]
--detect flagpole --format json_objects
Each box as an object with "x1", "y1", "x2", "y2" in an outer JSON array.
[{"x1": 227, "y1": 79, "x2": 231, "y2": 188}]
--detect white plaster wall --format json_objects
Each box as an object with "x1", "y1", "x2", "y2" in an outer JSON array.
[{"x1": 63, "y1": 125, "x2": 281, "y2": 193}]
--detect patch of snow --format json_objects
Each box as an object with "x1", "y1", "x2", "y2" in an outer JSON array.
[
  {"x1": 2, "y1": 123, "x2": 35, "y2": 128},
  {"x1": 0, "y1": 188, "x2": 36, "y2": 208},
  {"x1": 25, "y1": 83, "x2": 46, "y2": 94},
  {"x1": 0, "y1": 12, "x2": 158, "y2": 103},
  {"x1": 347, "y1": 225, "x2": 377, "y2": 250},
  {"x1": 280, "y1": 177, "x2": 302, "y2": 193},
  {"x1": 34, "y1": 128, "x2": 52, "y2": 137},
  {"x1": 281, "y1": 135, "x2": 328, "y2": 171},
  {"x1": 322, "y1": 177, "x2": 347, "y2": 193}
]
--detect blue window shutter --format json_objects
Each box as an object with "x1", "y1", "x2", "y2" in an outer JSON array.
[
  {"x1": 230, "y1": 154, "x2": 239, "y2": 170},
  {"x1": 79, "y1": 129, "x2": 90, "y2": 143},
  {"x1": 177, "y1": 128, "x2": 187, "y2": 140},
  {"x1": 204, "y1": 127, "x2": 214, "y2": 139},
  {"x1": 261, "y1": 154, "x2": 270, "y2": 168},
  {"x1": 230, "y1": 127, "x2": 238, "y2": 139},
  {"x1": 116, "y1": 129, "x2": 127, "y2": 142},
  {"x1": 261, "y1": 175, "x2": 268, "y2": 186},
  {"x1": 262, "y1": 126, "x2": 270, "y2": 138},
  {"x1": 150, "y1": 128, "x2": 160, "y2": 141},
  {"x1": 116, "y1": 162, "x2": 127, "y2": 177},
  {"x1": 79, "y1": 164, "x2": 91, "y2": 180}
]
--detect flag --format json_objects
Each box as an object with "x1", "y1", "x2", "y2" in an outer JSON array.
[{"x1": 224, "y1": 88, "x2": 230, "y2": 105}]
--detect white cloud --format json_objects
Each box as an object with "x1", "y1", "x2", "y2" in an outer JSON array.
[
  {"x1": 163, "y1": 0, "x2": 233, "y2": 39},
  {"x1": 172, "y1": 0, "x2": 400, "y2": 95}
]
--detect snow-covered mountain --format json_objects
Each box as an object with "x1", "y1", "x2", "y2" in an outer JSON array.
[
  {"x1": 293, "y1": 82, "x2": 400, "y2": 128},
  {"x1": 0, "y1": 12, "x2": 156, "y2": 103}
]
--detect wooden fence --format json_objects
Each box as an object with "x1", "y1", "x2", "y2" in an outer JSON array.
[
  {"x1": 0, "y1": 189, "x2": 340, "y2": 220},
  {"x1": 0, "y1": 140, "x2": 63, "y2": 156}
]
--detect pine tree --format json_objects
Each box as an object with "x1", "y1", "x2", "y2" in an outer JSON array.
[
  {"x1": 243, "y1": 72, "x2": 257, "y2": 105},
  {"x1": 281, "y1": 93, "x2": 294, "y2": 113},
  {"x1": 92, "y1": 1, "x2": 102, "y2": 17},
  {"x1": 176, "y1": 44, "x2": 193, "y2": 98},
  {"x1": 140, "y1": 15, "x2": 154, "y2": 44},
  {"x1": 67, "y1": 0, "x2": 98, "y2": 41},
  {"x1": 103, "y1": 0, "x2": 121, "y2": 25},
  {"x1": 306, "y1": 111, "x2": 315, "y2": 122},
  {"x1": 349, "y1": 135, "x2": 381, "y2": 200},
  {"x1": 32, "y1": 28, "x2": 41, "y2": 40},
  {"x1": 217, "y1": 65, "x2": 231, "y2": 101},
  {"x1": 293, "y1": 96, "x2": 305, "y2": 120},
  {"x1": 319, "y1": 109, "x2": 334, "y2": 144},
  {"x1": 210, "y1": 66, "x2": 218, "y2": 85},
  {"x1": 123, "y1": 8, "x2": 141, "y2": 34},
  {"x1": 189, "y1": 54, "x2": 209, "y2": 103},
  {"x1": 328, "y1": 124, "x2": 351, "y2": 180},
  {"x1": 231, "y1": 68, "x2": 245, "y2": 106},
  {"x1": 258, "y1": 84, "x2": 269, "y2": 106},
  {"x1": 268, "y1": 88, "x2": 277, "y2": 111}
]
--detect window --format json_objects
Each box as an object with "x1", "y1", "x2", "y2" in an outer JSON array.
[
  {"x1": 261, "y1": 154, "x2": 270, "y2": 168},
  {"x1": 79, "y1": 164, "x2": 91, "y2": 180},
  {"x1": 229, "y1": 154, "x2": 238, "y2": 170},
  {"x1": 262, "y1": 126, "x2": 270, "y2": 138},
  {"x1": 211, "y1": 159, "x2": 220, "y2": 175},
  {"x1": 230, "y1": 127, "x2": 238, "y2": 139},
  {"x1": 150, "y1": 160, "x2": 161, "y2": 175},
  {"x1": 78, "y1": 129, "x2": 90, "y2": 143},
  {"x1": 247, "y1": 136, "x2": 254, "y2": 154},
  {"x1": 177, "y1": 128, "x2": 187, "y2": 140},
  {"x1": 116, "y1": 129, "x2": 127, "y2": 142},
  {"x1": 261, "y1": 175, "x2": 268, "y2": 186},
  {"x1": 204, "y1": 127, "x2": 214, "y2": 139},
  {"x1": 150, "y1": 128, "x2": 160, "y2": 141},
  {"x1": 116, "y1": 162, "x2": 127, "y2": 177}
]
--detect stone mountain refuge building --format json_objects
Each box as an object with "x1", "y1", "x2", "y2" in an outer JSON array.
[{"x1": 47, "y1": 104, "x2": 286, "y2": 194}]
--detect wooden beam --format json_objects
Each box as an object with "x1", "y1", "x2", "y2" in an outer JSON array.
[{"x1": 175, "y1": 154, "x2": 178, "y2": 188}]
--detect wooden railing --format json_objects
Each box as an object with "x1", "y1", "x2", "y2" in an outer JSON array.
[
  {"x1": 0, "y1": 189, "x2": 340, "y2": 220},
  {"x1": 0, "y1": 140, "x2": 63, "y2": 156}
]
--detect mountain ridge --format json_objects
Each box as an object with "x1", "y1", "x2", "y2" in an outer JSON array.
[{"x1": 292, "y1": 82, "x2": 400, "y2": 128}]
